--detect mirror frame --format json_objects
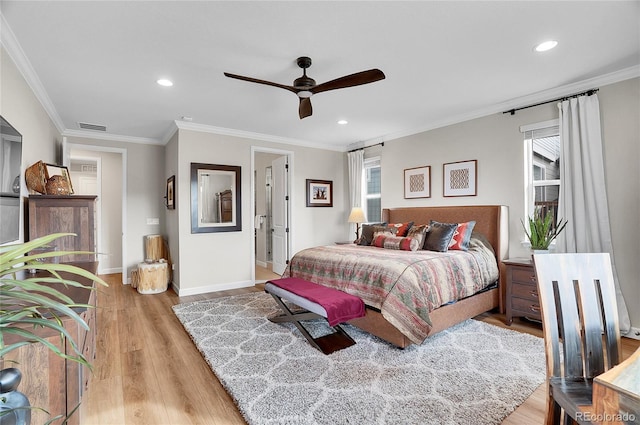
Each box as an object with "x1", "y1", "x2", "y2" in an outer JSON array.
[{"x1": 190, "y1": 163, "x2": 242, "y2": 233}]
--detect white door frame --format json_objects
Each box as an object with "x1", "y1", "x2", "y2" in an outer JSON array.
[
  {"x1": 250, "y1": 146, "x2": 293, "y2": 283},
  {"x1": 68, "y1": 155, "x2": 102, "y2": 272},
  {"x1": 64, "y1": 140, "x2": 128, "y2": 284}
]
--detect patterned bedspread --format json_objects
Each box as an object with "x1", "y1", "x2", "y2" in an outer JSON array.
[{"x1": 282, "y1": 237, "x2": 499, "y2": 344}]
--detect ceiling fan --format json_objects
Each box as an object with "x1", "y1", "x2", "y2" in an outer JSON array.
[{"x1": 224, "y1": 56, "x2": 385, "y2": 119}]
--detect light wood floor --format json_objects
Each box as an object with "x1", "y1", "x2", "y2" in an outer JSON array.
[
  {"x1": 255, "y1": 263, "x2": 280, "y2": 281},
  {"x1": 82, "y1": 273, "x2": 639, "y2": 425}
]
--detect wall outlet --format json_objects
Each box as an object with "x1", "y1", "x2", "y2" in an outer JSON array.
[{"x1": 146, "y1": 218, "x2": 159, "y2": 225}]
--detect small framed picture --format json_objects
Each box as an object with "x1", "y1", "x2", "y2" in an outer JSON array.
[
  {"x1": 404, "y1": 166, "x2": 431, "y2": 199},
  {"x1": 45, "y1": 163, "x2": 74, "y2": 194},
  {"x1": 443, "y1": 160, "x2": 477, "y2": 197},
  {"x1": 306, "y1": 179, "x2": 333, "y2": 207},
  {"x1": 166, "y1": 175, "x2": 175, "y2": 209}
]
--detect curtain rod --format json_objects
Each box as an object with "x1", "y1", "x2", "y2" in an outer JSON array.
[
  {"x1": 347, "y1": 141, "x2": 384, "y2": 153},
  {"x1": 503, "y1": 88, "x2": 599, "y2": 116}
]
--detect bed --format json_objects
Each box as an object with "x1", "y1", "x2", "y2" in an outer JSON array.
[{"x1": 282, "y1": 205, "x2": 509, "y2": 348}]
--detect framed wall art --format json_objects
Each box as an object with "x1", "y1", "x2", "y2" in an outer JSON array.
[
  {"x1": 443, "y1": 160, "x2": 477, "y2": 197},
  {"x1": 166, "y1": 175, "x2": 175, "y2": 209},
  {"x1": 404, "y1": 166, "x2": 431, "y2": 199},
  {"x1": 306, "y1": 179, "x2": 333, "y2": 207}
]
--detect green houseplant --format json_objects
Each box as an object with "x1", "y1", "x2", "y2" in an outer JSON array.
[
  {"x1": 0, "y1": 233, "x2": 107, "y2": 424},
  {"x1": 522, "y1": 207, "x2": 568, "y2": 251}
]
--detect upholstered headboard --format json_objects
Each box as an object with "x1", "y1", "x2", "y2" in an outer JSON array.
[{"x1": 382, "y1": 205, "x2": 509, "y2": 262}]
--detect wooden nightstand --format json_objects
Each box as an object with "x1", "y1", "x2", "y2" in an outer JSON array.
[{"x1": 504, "y1": 258, "x2": 541, "y2": 325}]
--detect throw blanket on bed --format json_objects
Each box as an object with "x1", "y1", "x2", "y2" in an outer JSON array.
[{"x1": 282, "y1": 237, "x2": 499, "y2": 344}]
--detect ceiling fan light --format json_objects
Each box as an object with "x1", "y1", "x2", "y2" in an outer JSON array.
[{"x1": 297, "y1": 90, "x2": 313, "y2": 99}]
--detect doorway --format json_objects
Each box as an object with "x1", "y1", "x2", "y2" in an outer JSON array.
[
  {"x1": 252, "y1": 147, "x2": 292, "y2": 283},
  {"x1": 65, "y1": 142, "x2": 126, "y2": 282}
]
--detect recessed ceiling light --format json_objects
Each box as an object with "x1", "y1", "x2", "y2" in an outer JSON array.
[
  {"x1": 534, "y1": 40, "x2": 558, "y2": 52},
  {"x1": 157, "y1": 78, "x2": 173, "y2": 87},
  {"x1": 337, "y1": 120, "x2": 348, "y2": 125}
]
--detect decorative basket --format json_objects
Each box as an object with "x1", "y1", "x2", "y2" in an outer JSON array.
[
  {"x1": 45, "y1": 175, "x2": 71, "y2": 195},
  {"x1": 25, "y1": 161, "x2": 49, "y2": 194}
]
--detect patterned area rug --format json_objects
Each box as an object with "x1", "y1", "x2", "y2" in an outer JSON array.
[{"x1": 173, "y1": 292, "x2": 546, "y2": 425}]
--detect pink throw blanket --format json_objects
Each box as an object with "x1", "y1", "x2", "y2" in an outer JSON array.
[{"x1": 267, "y1": 277, "x2": 365, "y2": 326}]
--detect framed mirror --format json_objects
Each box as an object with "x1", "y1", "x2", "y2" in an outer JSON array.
[
  {"x1": 0, "y1": 116, "x2": 22, "y2": 244},
  {"x1": 191, "y1": 163, "x2": 242, "y2": 233}
]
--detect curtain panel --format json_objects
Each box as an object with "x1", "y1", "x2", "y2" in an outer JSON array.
[
  {"x1": 557, "y1": 94, "x2": 630, "y2": 333},
  {"x1": 347, "y1": 150, "x2": 364, "y2": 236}
]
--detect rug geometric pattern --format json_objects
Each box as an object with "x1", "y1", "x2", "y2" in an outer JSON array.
[{"x1": 173, "y1": 292, "x2": 546, "y2": 425}]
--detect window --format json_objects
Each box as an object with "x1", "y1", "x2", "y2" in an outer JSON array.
[
  {"x1": 363, "y1": 157, "x2": 381, "y2": 223},
  {"x1": 523, "y1": 120, "x2": 560, "y2": 223}
]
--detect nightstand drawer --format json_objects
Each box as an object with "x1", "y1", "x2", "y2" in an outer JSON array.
[
  {"x1": 511, "y1": 267, "x2": 537, "y2": 284},
  {"x1": 511, "y1": 297, "x2": 542, "y2": 320},
  {"x1": 511, "y1": 282, "x2": 539, "y2": 301}
]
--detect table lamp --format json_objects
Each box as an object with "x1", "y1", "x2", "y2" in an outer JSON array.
[{"x1": 348, "y1": 207, "x2": 367, "y2": 243}]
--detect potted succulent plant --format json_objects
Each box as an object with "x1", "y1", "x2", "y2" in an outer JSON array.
[
  {"x1": 522, "y1": 207, "x2": 568, "y2": 253},
  {"x1": 0, "y1": 233, "x2": 107, "y2": 424}
]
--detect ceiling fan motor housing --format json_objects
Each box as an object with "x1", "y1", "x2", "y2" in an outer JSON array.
[{"x1": 294, "y1": 56, "x2": 316, "y2": 89}]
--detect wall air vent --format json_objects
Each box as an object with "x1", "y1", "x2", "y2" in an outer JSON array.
[{"x1": 77, "y1": 122, "x2": 107, "y2": 132}]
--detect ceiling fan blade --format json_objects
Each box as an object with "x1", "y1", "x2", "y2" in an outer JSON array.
[
  {"x1": 311, "y1": 69, "x2": 385, "y2": 94},
  {"x1": 299, "y1": 97, "x2": 312, "y2": 119},
  {"x1": 224, "y1": 72, "x2": 297, "y2": 94}
]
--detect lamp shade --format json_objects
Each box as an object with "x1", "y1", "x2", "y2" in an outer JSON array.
[{"x1": 348, "y1": 207, "x2": 367, "y2": 224}]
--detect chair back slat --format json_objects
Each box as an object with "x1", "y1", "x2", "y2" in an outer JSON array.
[
  {"x1": 533, "y1": 253, "x2": 621, "y2": 381},
  {"x1": 595, "y1": 273, "x2": 621, "y2": 369}
]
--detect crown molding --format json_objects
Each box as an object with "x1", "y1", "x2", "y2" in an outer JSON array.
[
  {"x1": 359, "y1": 65, "x2": 640, "y2": 147},
  {"x1": 169, "y1": 120, "x2": 345, "y2": 152},
  {"x1": 1, "y1": 13, "x2": 65, "y2": 134},
  {"x1": 63, "y1": 129, "x2": 163, "y2": 145}
]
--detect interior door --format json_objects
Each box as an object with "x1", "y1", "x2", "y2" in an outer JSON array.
[{"x1": 271, "y1": 155, "x2": 289, "y2": 275}]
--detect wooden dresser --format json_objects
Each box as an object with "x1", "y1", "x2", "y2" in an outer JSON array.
[
  {"x1": 0, "y1": 262, "x2": 98, "y2": 425},
  {"x1": 504, "y1": 258, "x2": 542, "y2": 325},
  {"x1": 27, "y1": 195, "x2": 97, "y2": 262}
]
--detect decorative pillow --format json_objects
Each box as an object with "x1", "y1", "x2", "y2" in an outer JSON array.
[
  {"x1": 423, "y1": 221, "x2": 459, "y2": 252},
  {"x1": 387, "y1": 221, "x2": 413, "y2": 237},
  {"x1": 449, "y1": 220, "x2": 476, "y2": 251},
  {"x1": 357, "y1": 222, "x2": 387, "y2": 246},
  {"x1": 371, "y1": 226, "x2": 396, "y2": 242},
  {"x1": 371, "y1": 234, "x2": 420, "y2": 251},
  {"x1": 469, "y1": 231, "x2": 495, "y2": 256},
  {"x1": 405, "y1": 224, "x2": 429, "y2": 250}
]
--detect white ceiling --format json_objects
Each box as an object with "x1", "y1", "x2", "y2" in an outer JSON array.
[{"x1": 1, "y1": 1, "x2": 639, "y2": 151}]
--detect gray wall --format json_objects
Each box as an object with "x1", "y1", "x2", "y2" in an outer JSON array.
[
  {"x1": 379, "y1": 77, "x2": 639, "y2": 331},
  {"x1": 1, "y1": 47, "x2": 61, "y2": 242},
  {"x1": 172, "y1": 129, "x2": 348, "y2": 295}
]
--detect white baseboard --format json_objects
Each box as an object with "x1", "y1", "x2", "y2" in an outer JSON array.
[
  {"x1": 176, "y1": 280, "x2": 255, "y2": 297},
  {"x1": 255, "y1": 260, "x2": 267, "y2": 268},
  {"x1": 100, "y1": 266, "x2": 122, "y2": 275},
  {"x1": 624, "y1": 327, "x2": 640, "y2": 341}
]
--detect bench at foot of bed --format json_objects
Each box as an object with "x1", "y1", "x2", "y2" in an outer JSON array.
[{"x1": 264, "y1": 278, "x2": 365, "y2": 354}]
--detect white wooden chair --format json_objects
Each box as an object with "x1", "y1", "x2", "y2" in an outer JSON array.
[{"x1": 532, "y1": 253, "x2": 621, "y2": 425}]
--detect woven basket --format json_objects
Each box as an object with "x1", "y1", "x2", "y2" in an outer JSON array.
[
  {"x1": 45, "y1": 175, "x2": 71, "y2": 195},
  {"x1": 25, "y1": 161, "x2": 49, "y2": 194}
]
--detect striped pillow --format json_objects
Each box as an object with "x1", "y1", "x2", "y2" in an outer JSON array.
[{"x1": 371, "y1": 234, "x2": 420, "y2": 251}]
